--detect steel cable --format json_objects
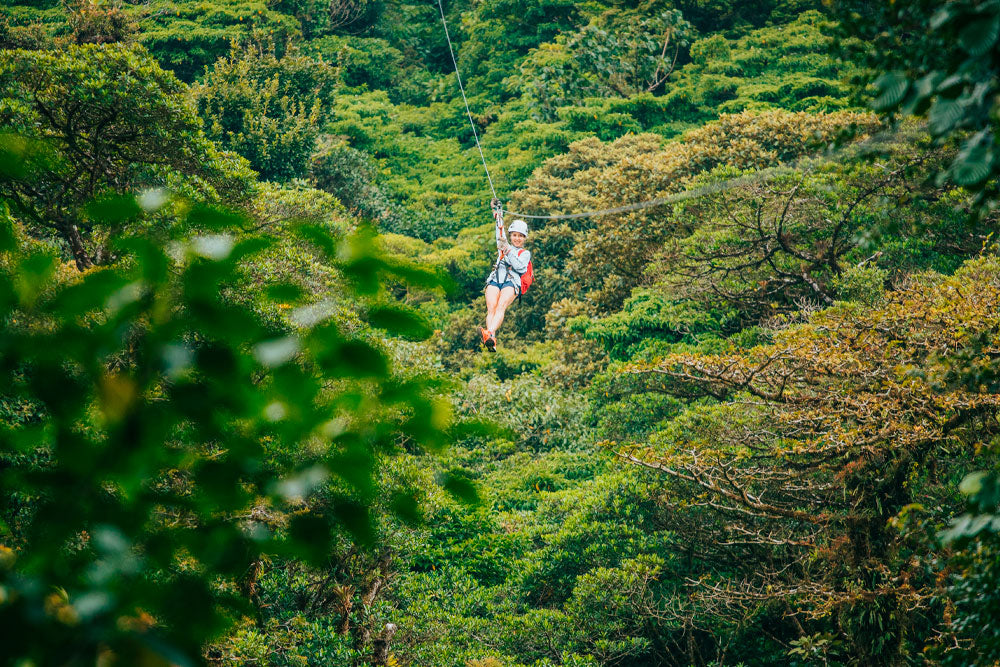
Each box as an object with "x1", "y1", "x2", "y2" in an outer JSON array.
[{"x1": 435, "y1": 0, "x2": 498, "y2": 200}]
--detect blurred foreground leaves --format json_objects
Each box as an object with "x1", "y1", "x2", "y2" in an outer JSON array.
[{"x1": 0, "y1": 136, "x2": 454, "y2": 665}]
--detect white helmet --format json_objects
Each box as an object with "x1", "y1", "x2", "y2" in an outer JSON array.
[{"x1": 508, "y1": 219, "x2": 529, "y2": 237}]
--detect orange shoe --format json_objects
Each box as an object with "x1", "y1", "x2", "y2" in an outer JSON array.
[
  {"x1": 485, "y1": 331, "x2": 497, "y2": 352},
  {"x1": 480, "y1": 327, "x2": 490, "y2": 345}
]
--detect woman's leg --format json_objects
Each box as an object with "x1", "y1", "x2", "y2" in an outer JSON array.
[
  {"x1": 486, "y1": 286, "x2": 518, "y2": 333},
  {"x1": 484, "y1": 285, "x2": 500, "y2": 328}
]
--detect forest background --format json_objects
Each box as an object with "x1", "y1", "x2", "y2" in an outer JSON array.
[{"x1": 2, "y1": 0, "x2": 1000, "y2": 665}]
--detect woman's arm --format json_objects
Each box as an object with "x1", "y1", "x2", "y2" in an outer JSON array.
[{"x1": 504, "y1": 248, "x2": 531, "y2": 273}]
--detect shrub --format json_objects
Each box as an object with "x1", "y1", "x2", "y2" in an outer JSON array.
[{"x1": 194, "y1": 44, "x2": 338, "y2": 182}]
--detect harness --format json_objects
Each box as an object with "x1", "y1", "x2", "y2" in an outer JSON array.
[{"x1": 486, "y1": 199, "x2": 527, "y2": 295}]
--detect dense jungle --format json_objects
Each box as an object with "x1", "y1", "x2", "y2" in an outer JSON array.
[{"x1": 2, "y1": 0, "x2": 1000, "y2": 665}]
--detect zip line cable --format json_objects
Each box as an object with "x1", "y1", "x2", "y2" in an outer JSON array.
[
  {"x1": 431, "y1": 7, "x2": 905, "y2": 224},
  {"x1": 435, "y1": 0, "x2": 497, "y2": 200},
  {"x1": 500, "y1": 127, "x2": 908, "y2": 222},
  {"x1": 501, "y1": 167, "x2": 799, "y2": 220}
]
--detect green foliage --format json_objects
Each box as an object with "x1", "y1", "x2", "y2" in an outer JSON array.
[
  {"x1": 625, "y1": 12, "x2": 854, "y2": 135},
  {"x1": 455, "y1": 0, "x2": 583, "y2": 98},
  {"x1": 309, "y1": 137, "x2": 408, "y2": 232},
  {"x1": 515, "y1": 10, "x2": 695, "y2": 121},
  {"x1": 0, "y1": 7, "x2": 56, "y2": 50},
  {"x1": 836, "y1": 0, "x2": 1000, "y2": 201},
  {"x1": 0, "y1": 201, "x2": 451, "y2": 666},
  {"x1": 831, "y1": 264, "x2": 888, "y2": 305},
  {"x1": 0, "y1": 43, "x2": 255, "y2": 270},
  {"x1": 671, "y1": 0, "x2": 822, "y2": 33},
  {"x1": 194, "y1": 44, "x2": 337, "y2": 182},
  {"x1": 941, "y1": 468, "x2": 1000, "y2": 664},
  {"x1": 457, "y1": 372, "x2": 593, "y2": 454},
  {"x1": 270, "y1": 0, "x2": 380, "y2": 39},
  {"x1": 6, "y1": 2, "x2": 1000, "y2": 663},
  {"x1": 64, "y1": 0, "x2": 138, "y2": 45},
  {"x1": 136, "y1": 1, "x2": 300, "y2": 81},
  {"x1": 3, "y1": 1, "x2": 298, "y2": 79},
  {"x1": 575, "y1": 289, "x2": 726, "y2": 359},
  {"x1": 509, "y1": 109, "x2": 879, "y2": 316},
  {"x1": 617, "y1": 256, "x2": 1000, "y2": 661},
  {"x1": 303, "y1": 34, "x2": 404, "y2": 91}
]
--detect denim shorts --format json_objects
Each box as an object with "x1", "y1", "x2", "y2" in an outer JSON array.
[{"x1": 487, "y1": 279, "x2": 518, "y2": 292}]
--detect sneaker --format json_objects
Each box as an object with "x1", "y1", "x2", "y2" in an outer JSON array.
[
  {"x1": 480, "y1": 327, "x2": 490, "y2": 345},
  {"x1": 485, "y1": 331, "x2": 497, "y2": 352}
]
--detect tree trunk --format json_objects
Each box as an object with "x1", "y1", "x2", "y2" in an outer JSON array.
[
  {"x1": 62, "y1": 222, "x2": 93, "y2": 271},
  {"x1": 371, "y1": 623, "x2": 397, "y2": 666}
]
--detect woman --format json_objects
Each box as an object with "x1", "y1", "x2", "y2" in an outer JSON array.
[{"x1": 481, "y1": 218, "x2": 530, "y2": 351}]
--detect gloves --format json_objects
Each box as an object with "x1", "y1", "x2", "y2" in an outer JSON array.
[{"x1": 497, "y1": 238, "x2": 511, "y2": 254}]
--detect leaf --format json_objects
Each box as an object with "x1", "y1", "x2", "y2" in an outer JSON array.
[
  {"x1": 15, "y1": 252, "x2": 57, "y2": 305},
  {"x1": 390, "y1": 491, "x2": 423, "y2": 526},
  {"x1": 50, "y1": 270, "x2": 130, "y2": 317},
  {"x1": 928, "y1": 98, "x2": 964, "y2": 135},
  {"x1": 441, "y1": 469, "x2": 480, "y2": 505},
  {"x1": 0, "y1": 211, "x2": 16, "y2": 252},
  {"x1": 114, "y1": 236, "x2": 169, "y2": 284},
  {"x1": 0, "y1": 134, "x2": 30, "y2": 180},
  {"x1": 196, "y1": 460, "x2": 248, "y2": 510},
  {"x1": 959, "y1": 471, "x2": 988, "y2": 496},
  {"x1": 872, "y1": 72, "x2": 909, "y2": 111},
  {"x1": 333, "y1": 500, "x2": 374, "y2": 546},
  {"x1": 902, "y1": 72, "x2": 942, "y2": 115},
  {"x1": 265, "y1": 282, "x2": 304, "y2": 303},
  {"x1": 367, "y1": 305, "x2": 433, "y2": 341},
  {"x1": 185, "y1": 205, "x2": 245, "y2": 232},
  {"x1": 949, "y1": 131, "x2": 994, "y2": 185},
  {"x1": 334, "y1": 341, "x2": 388, "y2": 378},
  {"x1": 380, "y1": 257, "x2": 452, "y2": 292},
  {"x1": 448, "y1": 418, "x2": 511, "y2": 441},
  {"x1": 190, "y1": 234, "x2": 234, "y2": 260},
  {"x1": 230, "y1": 236, "x2": 271, "y2": 262},
  {"x1": 253, "y1": 336, "x2": 300, "y2": 367},
  {"x1": 85, "y1": 194, "x2": 141, "y2": 224},
  {"x1": 959, "y1": 13, "x2": 1000, "y2": 56},
  {"x1": 930, "y1": 5, "x2": 959, "y2": 30},
  {"x1": 288, "y1": 513, "x2": 333, "y2": 565},
  {"x1": 295, "y1": 223, "x2": 338, "y2": 257}
]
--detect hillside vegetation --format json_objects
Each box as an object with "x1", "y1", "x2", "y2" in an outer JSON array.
[{"x1": 2, "y1": 1, "x2": 1000, "y2": 666}]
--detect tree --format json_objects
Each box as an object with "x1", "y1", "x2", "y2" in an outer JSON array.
[
  {"x1": 516, "y1": 10, "x2": 695, "y2": 121},
  {"x1": 64, "y1": 0, "x2": 137, "y2": 45},
  {"x1": 653, "y1": 134, "x2": 988, "y2": 326},
  {"x1": 135, "y1": 0, "x2": 301, "y2": 82},
  {"x1": 0, "y1": 8, "x2": 55, "y2": 50},
  {"x1": 615, "y1": 256, "x2": 1000, "y2": 661},
  {"x1": 269, "y1": 0, "x2": 378, "y2": 38},
  {"x1": 0, "y1": 137, "x2": 456, "y2": 665},
  {"x1": 672, "y1": 0, "x2": 822, "y2": 33},
  {"x1": 309, "y1": 137, "x2": 408, "y2": 232},
  {"x1": 940, "y1": 469, "x2": 1000, "y2": 664},
  {"x1": 455, "y1": 0, "x2": 582, "y2": 97},
  {"x1": 0, "y1": 44, "x2": 254, "y2": 270},
  {"x1": 508, "y1": 110, "x2": 880, "y2": 317},
  {"x1": 194, "y1": 43, "x2": 338, "y2": 183}
]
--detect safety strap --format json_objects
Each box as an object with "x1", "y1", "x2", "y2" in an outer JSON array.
[
  {"x1": 485, "y1": 201, "x2": 527, "y2": 302},
  {"x1": 492, "y1": 198, "x2": 506, "y2": 241},
  {"x1": 485, "y1": 199, "x2": 506, "y2": 289}
]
